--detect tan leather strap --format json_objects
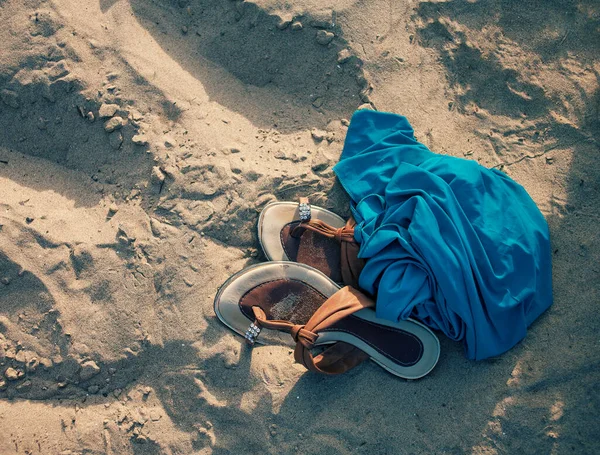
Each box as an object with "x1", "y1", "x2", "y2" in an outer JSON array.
[
  {"x1": 291, "y1": 218, "x2": 355, "y2": 243},
  {"x1": 292, "y1": 198, "x2": 352, "y2": 242},
  {"x1": 252, "y1": 286, "x2": 375, "y2": 375},
  {"x1": 251, "y1": 306, "x2": 319, "y2": 345}
]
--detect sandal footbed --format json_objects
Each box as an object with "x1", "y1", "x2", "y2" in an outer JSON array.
[
  {"x1": 280, "y1": 221, "x2": 343, "y2": 282},
  {"x1": 259, "y1": 202, "x2": 345, "y2": 264}
]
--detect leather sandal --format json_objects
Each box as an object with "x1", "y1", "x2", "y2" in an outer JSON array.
[
  {"x1": 214, "y1": 262, "x2": 440, "y2": 379},
  {"x1": 258, "y1": 198, "x2": 365, "y2": 288}
]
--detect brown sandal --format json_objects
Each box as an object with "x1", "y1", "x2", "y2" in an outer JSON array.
[
  {"x1": 258, "y1": 198, "x2": 365, "y2": 287},
  {"x1": 214, "y1": 262, "x2": 440, "y2": 379}
]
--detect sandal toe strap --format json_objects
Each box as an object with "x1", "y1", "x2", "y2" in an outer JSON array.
[{"x1": 252, "y1": 286, "x2": 375, "y2": 375}]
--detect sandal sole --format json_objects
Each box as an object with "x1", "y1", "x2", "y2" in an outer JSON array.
[{"x1": 214, "y1": 262, "x2": 440, "y2": 379}]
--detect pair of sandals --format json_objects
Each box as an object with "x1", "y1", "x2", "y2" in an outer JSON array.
[{"x1": 213, "y1": 199, "x2": 440, "y2": 379}]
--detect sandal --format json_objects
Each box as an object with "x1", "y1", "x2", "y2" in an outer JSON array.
[
  {"x1": 258, "y1": 198, "x2": 365, "y2": 287},
  {"x1": 214, "y1": 261, "x2": 440, "y2": 379}
]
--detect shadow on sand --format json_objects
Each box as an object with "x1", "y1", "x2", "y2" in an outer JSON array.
[{"x1": 127, "y1": 0, "x2": 366, "y2": 133}]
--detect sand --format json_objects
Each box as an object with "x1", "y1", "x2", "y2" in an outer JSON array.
[{"x1": 0, "y1": 0, "x2": 598, "y2": 453}]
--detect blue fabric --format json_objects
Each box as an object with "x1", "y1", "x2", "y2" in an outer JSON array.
[{"x1": 333, "y1": 110, "x2": 553, "y2": 360}]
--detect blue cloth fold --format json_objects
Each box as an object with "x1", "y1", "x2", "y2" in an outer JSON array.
[{"x1": 334, "y1": 110, "x2": 553, "y2": 360}]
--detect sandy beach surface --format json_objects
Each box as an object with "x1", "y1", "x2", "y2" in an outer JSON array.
[{"x1": 0, "y1": 0, "x2": 599, "y2": 454}]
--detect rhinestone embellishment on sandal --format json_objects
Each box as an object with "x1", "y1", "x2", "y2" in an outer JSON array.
[
  {"x1": 298, "y1": 202, "x2": 311, "y2": 221},
  {"x1": 244, "y1": 322, "x2": 261, "y2": 345}
]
